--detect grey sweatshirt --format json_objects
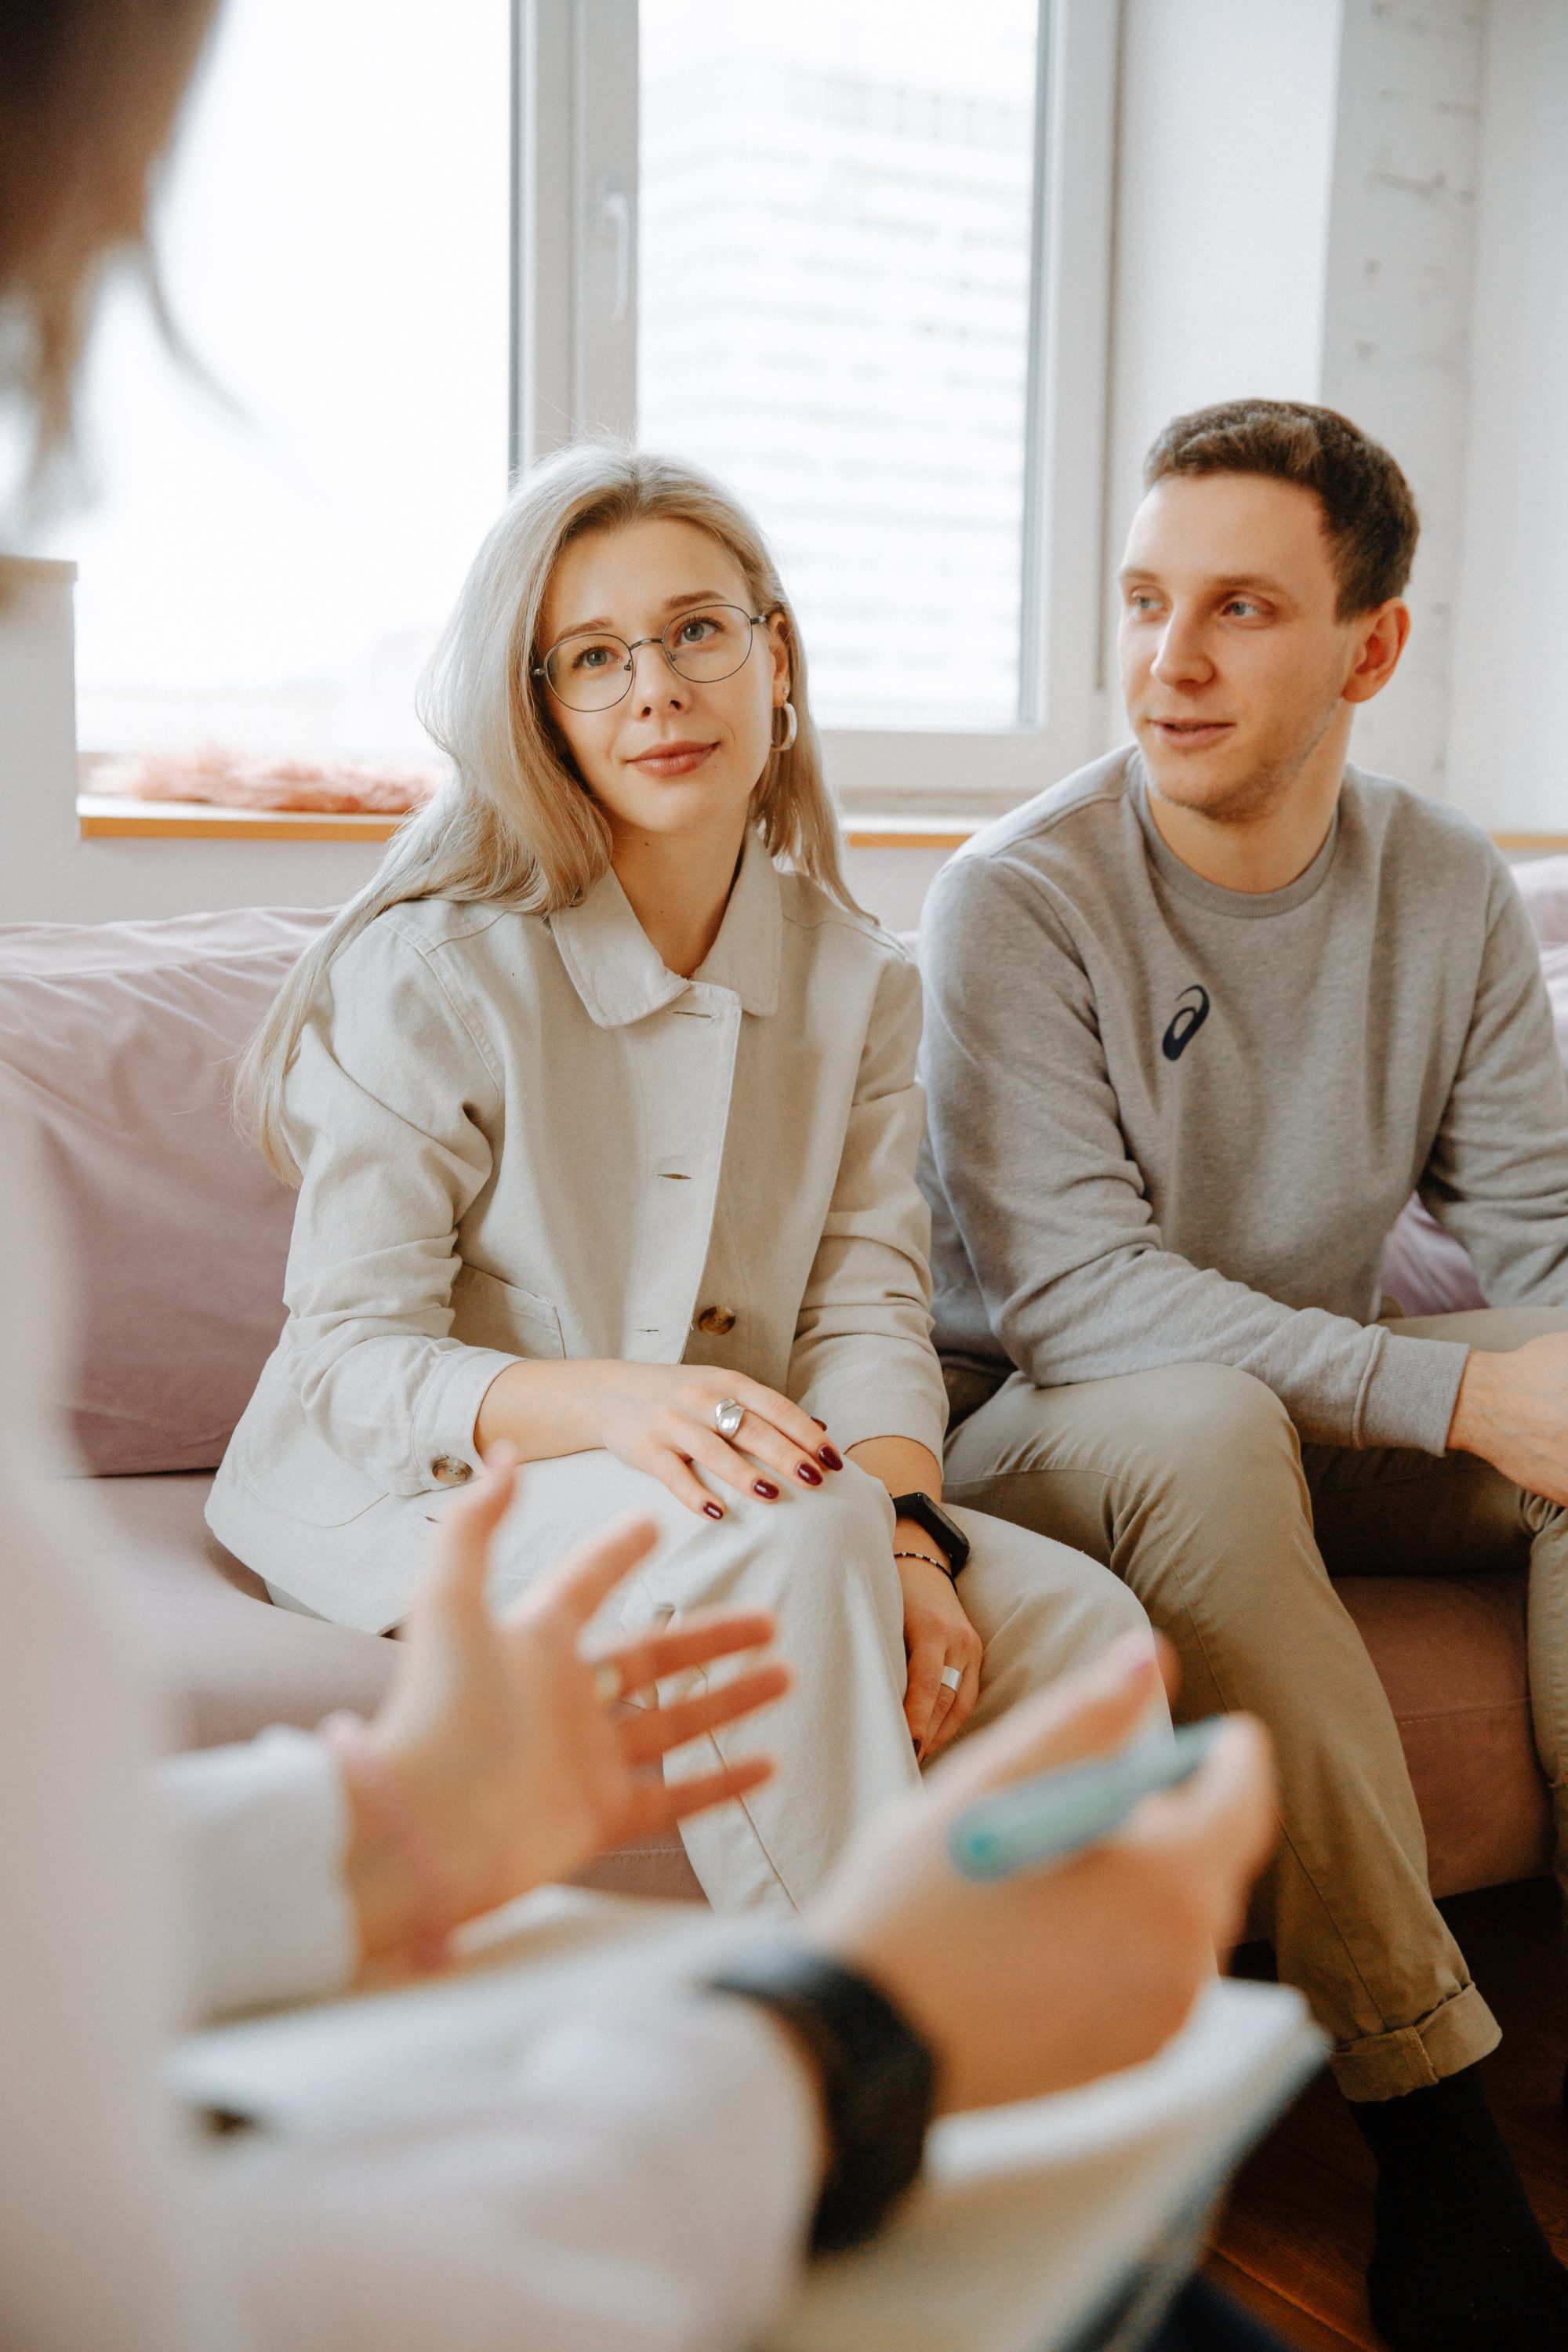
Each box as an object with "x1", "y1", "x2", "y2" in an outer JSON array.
[{"x1": 919, "y1": 748, "x2": 1568, "y2": 1454}]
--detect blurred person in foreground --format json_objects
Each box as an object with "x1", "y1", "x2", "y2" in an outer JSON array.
[{"x1": 0, "y1": 7, "x2": 1285, "y2": 2350}]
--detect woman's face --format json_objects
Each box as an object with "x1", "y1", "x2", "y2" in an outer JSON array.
[{"x1": 536, "y1": 515, "x2": 791, "y2": 848}]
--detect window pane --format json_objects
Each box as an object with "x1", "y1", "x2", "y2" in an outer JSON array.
[
  {"x1": 45, "y1": 0, "x2": 509, "y2": 761},
  {"x1": 637, "y1": 0, "x2": 1040, "y2": 731}
]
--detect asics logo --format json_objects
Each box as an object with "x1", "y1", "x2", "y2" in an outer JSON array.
[{"x1": 1161, "y1": 985, "x2": 1210, "y2": 1062}]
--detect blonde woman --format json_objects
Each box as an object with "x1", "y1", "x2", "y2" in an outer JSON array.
[{"x1": 209, "y1": 446, "x2": 1155, "y2": 1913}]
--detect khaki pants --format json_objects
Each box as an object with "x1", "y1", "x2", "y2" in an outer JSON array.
[{"x1": 945, "y1": 1307, "x2": 1568, "y2": 2100}]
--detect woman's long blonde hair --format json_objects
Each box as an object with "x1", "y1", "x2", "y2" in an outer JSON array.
[{"x1": 238, "y1": 444, "x2": 855, "y2": 1181}]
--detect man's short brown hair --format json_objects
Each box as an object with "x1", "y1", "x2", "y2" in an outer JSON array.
[{"x1": 1143, "y1": 399, "x2": 1420, "y2": 617}]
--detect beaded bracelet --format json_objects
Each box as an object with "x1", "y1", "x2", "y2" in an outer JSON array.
[
  {"x1": 321, "y1": 1711, "x2": 456, "y2": 1975},
  {"x1": 893, "y1": 1547, "x2": 956, "y2": 1582}
]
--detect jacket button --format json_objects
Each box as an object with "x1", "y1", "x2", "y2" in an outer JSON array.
[
  {"x1": 695, "y1": 1305, "x2": 737, "y2": 1336},
  {"x1": 431, "y1": 1455, "x2": 474, "y2": 1486}
]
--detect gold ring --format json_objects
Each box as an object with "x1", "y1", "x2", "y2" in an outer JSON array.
[{"x1": 591, "y1": 1660, "x2": 622, "y2": 1705}]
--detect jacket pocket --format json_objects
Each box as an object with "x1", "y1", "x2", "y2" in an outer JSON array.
[
  {"x1": 451, "y1": 1262, "x2": 567, "y2": 1359},
  {"x1": 231, "y1": 1367, "x2": 390, "y2": 1528}
]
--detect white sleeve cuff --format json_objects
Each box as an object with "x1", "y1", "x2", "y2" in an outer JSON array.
[
  {"x1": 409, "y1": 1343, "x2": 521, "y2": 1488},
  {"x1": 159, "y1": 1726, "x2": 355, "y2": 2022}
]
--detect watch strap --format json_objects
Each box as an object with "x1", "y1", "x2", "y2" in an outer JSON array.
[
  {"x1": 891, "y1": 1490, "x2": 972, "y2": 1578},
  {"x1": 703, "y1": 1943, "x2": 935, "y2": 2252}
]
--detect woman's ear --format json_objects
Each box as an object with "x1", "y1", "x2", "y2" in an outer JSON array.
[{"x1": 765, "y1": 609, "x2": 793, "y2": 702}]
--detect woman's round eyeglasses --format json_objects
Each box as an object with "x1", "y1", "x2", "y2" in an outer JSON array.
[{"x1": 534, "y1": 603, "x2": 767, "y2": 713}]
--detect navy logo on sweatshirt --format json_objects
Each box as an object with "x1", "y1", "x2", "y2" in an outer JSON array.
[{"x1": 1161, "y1": 985, "x2": 1210, "y2": 1062}]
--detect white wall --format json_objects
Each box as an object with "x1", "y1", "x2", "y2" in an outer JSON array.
[
  {"x1": 0, "y1": 561, "x2": 79, "y2": 924},
  {"x1": 1100, "y1": 0, "x2": 1502, "y2": 808},
  {"x1": 1319, "y1": 0, "x2": 1486, "y2": 796},
  {"x1": 1099, "y1": 0, "x2": 1343, "y2": 724},
  {"x1": 1446, "y1": 0, "x2": 1568, "y2": 833}
]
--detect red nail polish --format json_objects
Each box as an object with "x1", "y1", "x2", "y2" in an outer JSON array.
[
  {"x1": 753, "y1": 1479, "x2": 779, "y2": 1499},
  {"x1": 703, "y1": 1501, "x2": 724, "y2": 1520},
  {"x1": 796, "y1": 1461, "x2": 823, "y2": 1486},
  {"x1": 817, "y1": 1444, "x2": 843, "y2": 1471}
]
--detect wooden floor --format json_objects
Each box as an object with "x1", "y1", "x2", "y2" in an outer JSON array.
[{"x1": 1205, "y1": 1882, "x2": 1568, "y2": 2349}]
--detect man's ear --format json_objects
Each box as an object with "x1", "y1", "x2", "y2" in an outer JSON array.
[{"x1": 1342, "y1": 598, "x2": 1411, "y2": 706}]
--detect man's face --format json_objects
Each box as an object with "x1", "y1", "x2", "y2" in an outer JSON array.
[{"x1": 1118, "y1": 474, "x2": 1379, "y2": 822}]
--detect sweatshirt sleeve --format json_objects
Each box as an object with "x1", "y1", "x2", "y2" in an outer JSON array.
[
  {"x1": 280, "y1": 918, "x2": 521, "y2": 1495},
  {"x1": 1420, "y1": 858, "x2": 1568, "y2": 1303},
  {"x1": 920, "y1": 852, "x2": 1466, "y2": 1454},
  {"x1": 787, "y1": 946, "x2": 948, "y2": 1457}
]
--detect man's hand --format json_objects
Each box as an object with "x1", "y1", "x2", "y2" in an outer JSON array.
[
  {"x1": 1447, "y1": 1330, "x2": 1568, "y2": 1504},
  {"x1": 805, "y1": 1636, "x2": 1276, "y2": 2114},
  {"x1": 341, "y1": 1450, "x2": 790, "y2": 1972}
]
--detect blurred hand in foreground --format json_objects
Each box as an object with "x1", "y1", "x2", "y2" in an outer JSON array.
[
  {"x1": 338, "y1": 1450, "x2": 789, "y2": 1971},
  {"x1": 806, "y1": 1635, "x2": 1276, "y2": 2113}
]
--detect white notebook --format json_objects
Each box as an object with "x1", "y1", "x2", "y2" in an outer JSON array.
[{"x1": 175, "y1": 1887, "x2": 1324, "y2": 2352}]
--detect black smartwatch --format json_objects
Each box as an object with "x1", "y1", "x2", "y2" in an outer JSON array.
[
  {"x1": 891, "y1": 1490, "x2": 971, "y2": 1580},
  {"x1": 704, "y1": 1944, "x2": 936, "y2": 2252}
]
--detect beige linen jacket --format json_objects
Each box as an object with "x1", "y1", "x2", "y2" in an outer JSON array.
[{"x1": 209, "y1": 829, "x2": 946, "y2": 1584}]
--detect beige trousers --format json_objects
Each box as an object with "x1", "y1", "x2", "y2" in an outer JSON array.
[
  {"x1": 945, "y1": 1307, "x2": 1568, "y2": 2101},
  {"x1": 469, "y1": 1451, "x2": 1156, "y2": 1919}
]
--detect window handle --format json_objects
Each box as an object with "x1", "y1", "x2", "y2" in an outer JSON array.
[{"x1": 597, "y1": 186, "x2": 633, "y2": 326}]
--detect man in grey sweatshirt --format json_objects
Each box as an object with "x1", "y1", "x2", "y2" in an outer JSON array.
[{"x1": 919, "y1": 400, "x2": 1568, "y2": 2352}]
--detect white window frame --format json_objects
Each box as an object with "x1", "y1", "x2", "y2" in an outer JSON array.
[{"x1": 511, "y1": 0, "x2": 1120, "y2": 818}]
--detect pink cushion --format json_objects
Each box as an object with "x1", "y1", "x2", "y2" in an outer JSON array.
[
  {"x1": 0, "y1": 909, "x2": 332, "y2": 1472},
  {"x1": 1380, "y1": 1199, "x2": 1487, "y2": 1317},
  {"x1": 1337, "y1": 1573, "x2": 1551, "y2": 1897},
  {"x1": 100, "y1": 1470, "x2": 397, "y2": 1745},
  {"x1": 1512, "y1": 853, "x2": 1568, "y2": 952},
  {"x1": 1381, "y1": 869, "x2": 1568, "y2": 1316}
]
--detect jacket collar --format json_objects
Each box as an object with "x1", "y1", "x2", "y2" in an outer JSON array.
[{"x1": 550, "y1": 827, "x2": 783, "y2": 1029}]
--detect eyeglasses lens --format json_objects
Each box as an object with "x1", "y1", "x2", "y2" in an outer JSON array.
[
  {"x1": 665, "y1": 605, "x2": 752, "y2": 682},
  {"x1": 543, "y1": 606, "x2": 753, "y2": 710}
]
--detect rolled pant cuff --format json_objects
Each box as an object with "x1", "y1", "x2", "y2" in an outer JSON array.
[{"x1": 1328, "y1": 1983, "x2": 1501, "y2": 2101}]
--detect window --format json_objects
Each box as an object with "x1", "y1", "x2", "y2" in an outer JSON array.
[
  {"x1": 53, "y1": 0, "x2": 1118, "y2": 815},
  {"x1": 524, "y1": 0, "x2": 1119, "y2": 813},
  {"x1": 637, "y1": 3, "x2": 1040, "y2": 733},
  {"x1": 46, "y1": 0, "x2": 510, "y2": 763}
]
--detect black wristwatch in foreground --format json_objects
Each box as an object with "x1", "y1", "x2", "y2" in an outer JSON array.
[
  {"x1": 704, "y1": 1944, "x2": 937, "y2": 2252},
  {"x1": 891, "y1": 1490, "x2": 971, "y2": 1581}
]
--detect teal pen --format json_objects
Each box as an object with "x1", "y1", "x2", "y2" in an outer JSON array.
[{"x1": 948, "y1": 1718, "x2": 1225, "y2": 1882}]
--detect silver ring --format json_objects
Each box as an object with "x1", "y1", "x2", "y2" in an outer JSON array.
[
  {"x1": 713, "y1": 1397, "x2": 746, "y2": 1440},
  {"x1": 939, "y1": 1664, "x2": 964, "y2": 1693}
]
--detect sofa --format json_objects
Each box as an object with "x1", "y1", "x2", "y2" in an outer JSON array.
[{"x1": 6, "y1": 871, "x2": 1566, "y2": 1905}]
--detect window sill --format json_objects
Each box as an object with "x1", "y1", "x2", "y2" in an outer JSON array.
[
  {"x1": 75, "y1": 795, "x2": 982, "y2": 852},
  {"x1": 76, "y1": 793, "x2": 409, "y2": 843},
  {"x1": 75, "y1": 798, "x2": 1568, "y2": 858}
]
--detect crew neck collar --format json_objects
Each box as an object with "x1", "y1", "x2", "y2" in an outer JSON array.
[{"x1": 1130, "y1": 751, "x2": 1342, "y2": 920}]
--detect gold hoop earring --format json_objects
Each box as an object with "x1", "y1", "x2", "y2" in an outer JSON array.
[{"x1": 771, "y1": 699, "x2": 798, "y2": 752}]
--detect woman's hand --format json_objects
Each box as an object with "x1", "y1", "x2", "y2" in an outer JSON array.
[
  {"x1": 338, "y1": 1450, "x2": 791, "y2": 1974},
  {"x1": 477, "y1": 1356, "x2": 841, "y2": 1520},
  {"x1": 807, "y1": 1637, "x2": 1277, "y2": 2113},
  {"x1": 848, "y1": 1438, "x2": 979, "y2": 1765},
  {"x1": 898, "y1": 1552, "x2": 982, "y2": 1762}
]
